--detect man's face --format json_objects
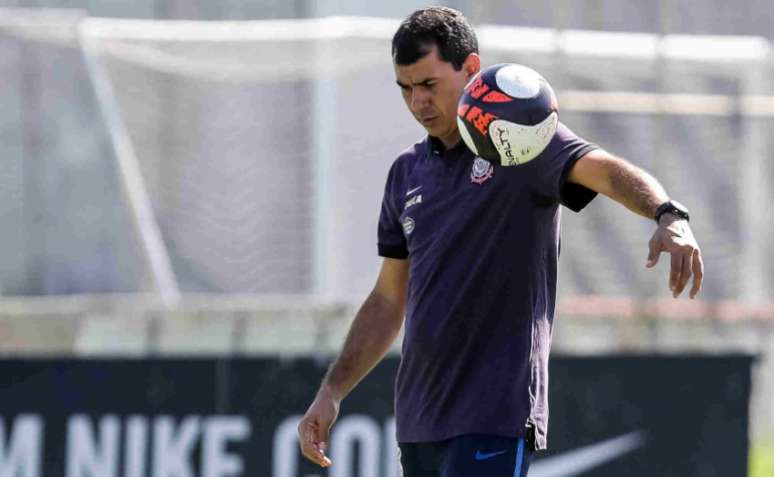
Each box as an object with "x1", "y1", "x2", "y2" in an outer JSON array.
[{"x1": 394, "y1": 45, "x2": 479, "y2": 147}]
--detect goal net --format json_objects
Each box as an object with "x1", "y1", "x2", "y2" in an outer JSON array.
[{"x1": 2, "y1": 10, "x2": 773, "y2": 306}]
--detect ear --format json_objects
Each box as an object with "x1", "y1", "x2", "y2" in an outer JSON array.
[{"x1": 463, "y1": 53, "x2": 481, "y2": 79}]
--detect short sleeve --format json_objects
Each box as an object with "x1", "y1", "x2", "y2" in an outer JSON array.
[
  {"x1": 377, "y1": 162, "x2": 409, "y2": 259},
  {"x1": 536, "y1": 122, "x2": 599, "y2": 213}
]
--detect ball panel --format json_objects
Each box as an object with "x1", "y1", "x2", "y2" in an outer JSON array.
[
  {"x1": 488, "y1": 112, "x2": 558, "y2": 166},
  {"x1": 494, "y1": 64, "x2": 541, "y2": 99},
  {"x1": 482, "y1": 91, "x2": 513, "y2": 103},
  {"x1": 488, "y1": 80, "x2": 556, "y2": 127},
  {"x1": 461, "y1": 115, "x2": 499, "y2": 160},
  {"x1": 457, "y1": 116, "x2": 479, "y2": 156}
]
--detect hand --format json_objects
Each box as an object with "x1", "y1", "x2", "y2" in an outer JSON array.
[
  {"x1": 297, "y1": 388, "x2": 340, "y2": 468},
  {"x1": 646, "y1": 214, "x2": 704, "y2": 298}
]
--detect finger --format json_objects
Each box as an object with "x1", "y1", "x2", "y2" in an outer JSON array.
[
  {"x1": 300, "y1": 422, "x2": 331, "y2": 468},
  {"x1": 646, "y1": 240, "x2": 660, "y2": 268},
  {"x1": 310, "y1": 425, "x2": 332, "y2": 468},
  {"x1": 299, "y1": 425, "x2": 319, "y2": 464},
  {"x1": 316, "y1": 439, "x2": 332, "y2": 467},
  {"x1": 669, "y1": 251, "x2": 682, "y2": 293},
  {"x1": 689, "y1": 250, "x2": 704, "y2": 299},
  {"x1": 320, "y1": 447, "x2": 332, "y2": 467},
  {"x1": 673, "y1": 251, "x2": 693, "y2": 297}
]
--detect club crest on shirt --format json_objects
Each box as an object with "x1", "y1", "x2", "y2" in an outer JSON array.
[
  {"x1": 470, "y1": 157, "x2": 494, "y2": 184},
  {"x1": 402, "y1": 217, "x2": 415, "y2": 236}
]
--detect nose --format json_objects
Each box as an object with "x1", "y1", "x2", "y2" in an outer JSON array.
[{"x1": 411, "y1": 87, "x2": 431, "y2": 111}]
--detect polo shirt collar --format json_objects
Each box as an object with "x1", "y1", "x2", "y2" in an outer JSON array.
[{"x1": 427, "y1": 135, "x2": 467, "y2": 159}]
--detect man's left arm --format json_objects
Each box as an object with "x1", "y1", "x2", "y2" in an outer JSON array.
[{"x1": 566, "y1": 149, "x2": 704, "y2": 299}]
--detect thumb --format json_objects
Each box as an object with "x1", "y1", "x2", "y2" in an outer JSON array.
[
  {"x1": 316, "y1": 436, "x2": 332, "y2": 467},
  {"x1": 646, "y1": 242, "x2": 660, "y2": 268}
]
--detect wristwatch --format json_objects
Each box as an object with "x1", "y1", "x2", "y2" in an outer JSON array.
[{"x1": 655, "y1": 200, "x2": 690, "y2": 223}]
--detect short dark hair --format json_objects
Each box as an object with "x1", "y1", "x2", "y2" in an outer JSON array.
[{"x1": 392, "y1": 7, "x2": 478, "y2": 71}]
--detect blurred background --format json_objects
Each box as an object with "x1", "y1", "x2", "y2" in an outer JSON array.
[{"x1": 0, "y1": 0, "x2": 772, "y2": 475}]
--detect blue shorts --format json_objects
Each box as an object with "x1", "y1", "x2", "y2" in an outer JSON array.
[{"x1": 398, "y1": 432, "x2": 534, "y2": 477}]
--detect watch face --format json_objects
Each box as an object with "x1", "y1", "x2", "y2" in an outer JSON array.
[
  {"x1": 671, "y1": 200, "x2": 689, "y2": 214},
  {"x1": 656, "y1": 200, "x2": 690, "y2": 223}
]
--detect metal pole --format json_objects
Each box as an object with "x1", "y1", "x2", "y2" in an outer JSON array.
[
  {"x1": 310, "y1": 11, "x2": 338, "y2": 300},
  {"x1": 739, "y1": 61, "x2": 768, "y2": 302},
  {"x1": 78, "y1": 21, "x2": 181, "y2": 308}
]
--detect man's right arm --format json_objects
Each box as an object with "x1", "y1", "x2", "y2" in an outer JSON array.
[{"x1": 298, "y1": 257, "x2": 409, "y2": 468}]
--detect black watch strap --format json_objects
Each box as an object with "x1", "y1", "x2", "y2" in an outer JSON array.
[{"x1": 655, "y1": 200, "x2": 690, "y2": 223}]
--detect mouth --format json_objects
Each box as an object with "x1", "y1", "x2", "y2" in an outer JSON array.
[{"x1": 420, "y1": 116, "x2": 438, "y2": 126}]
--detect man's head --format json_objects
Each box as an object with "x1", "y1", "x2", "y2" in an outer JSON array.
[{"x1": 392, "y1": 7, "x2": 480, "y2": 148}]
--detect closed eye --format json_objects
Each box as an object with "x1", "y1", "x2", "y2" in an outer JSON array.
[{"x1": 396, "y1": 80, "x2": 437, "y2": 91}]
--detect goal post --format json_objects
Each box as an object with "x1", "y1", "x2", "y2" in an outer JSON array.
[{"x1": 79, "y1": 22, "x2": 181, "y2": 308}]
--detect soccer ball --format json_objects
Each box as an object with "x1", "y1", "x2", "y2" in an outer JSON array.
[{"x1": 456, "y1": 63, "x2": 558, "y2": 166}]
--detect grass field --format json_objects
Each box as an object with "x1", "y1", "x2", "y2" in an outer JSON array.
[{"x1": 750, "y1": 437, "x2": 774, "y2": 477}]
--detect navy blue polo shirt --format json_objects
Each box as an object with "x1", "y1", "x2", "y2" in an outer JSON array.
[{"x1": 378, "y1": 123, "x2": 598, "y2": 450}]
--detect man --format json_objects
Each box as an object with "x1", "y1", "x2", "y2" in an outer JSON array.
[{"x1": 298, "y1": 7, "x2": 703, "y2": 476}]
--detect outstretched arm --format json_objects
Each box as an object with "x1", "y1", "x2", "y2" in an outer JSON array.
[
  {"x1": 298, "y1": 257, "x2": 409, "y2": 468},
  {"x1": 567, "y1": 149, "x2": 704, "y2": 298}
]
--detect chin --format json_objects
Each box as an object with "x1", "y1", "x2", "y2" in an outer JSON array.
[{"x1": 425, "y1": 125, "x2": 451, "y2": 138}]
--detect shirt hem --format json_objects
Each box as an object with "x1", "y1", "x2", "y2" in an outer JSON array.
[
  {"x1": 396, "y1": 425, "x2": 530, "y2": 445},
  {"x1": 378, "y1": 244, "x2": 409, "y2": 259},
  {"x1": 559, "y1": 144, "x2": 600, "y2": 212}
]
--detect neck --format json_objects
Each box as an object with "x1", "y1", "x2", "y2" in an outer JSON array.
[{"x1": 437, "y1": 129, "x2": 462, "y2": 150}]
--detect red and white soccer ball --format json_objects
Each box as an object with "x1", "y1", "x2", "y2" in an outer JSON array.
[{"x1": 456, "y1": 63, "x2": 559, "y2": 166}]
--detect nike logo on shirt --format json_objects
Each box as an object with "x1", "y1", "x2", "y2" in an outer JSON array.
[
  {"x1": 405, "y1": 186, "x2": 422, "y2": 196},
  {"x1": 474, "y1": 449, "x2": 507, "y2": 461}
]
